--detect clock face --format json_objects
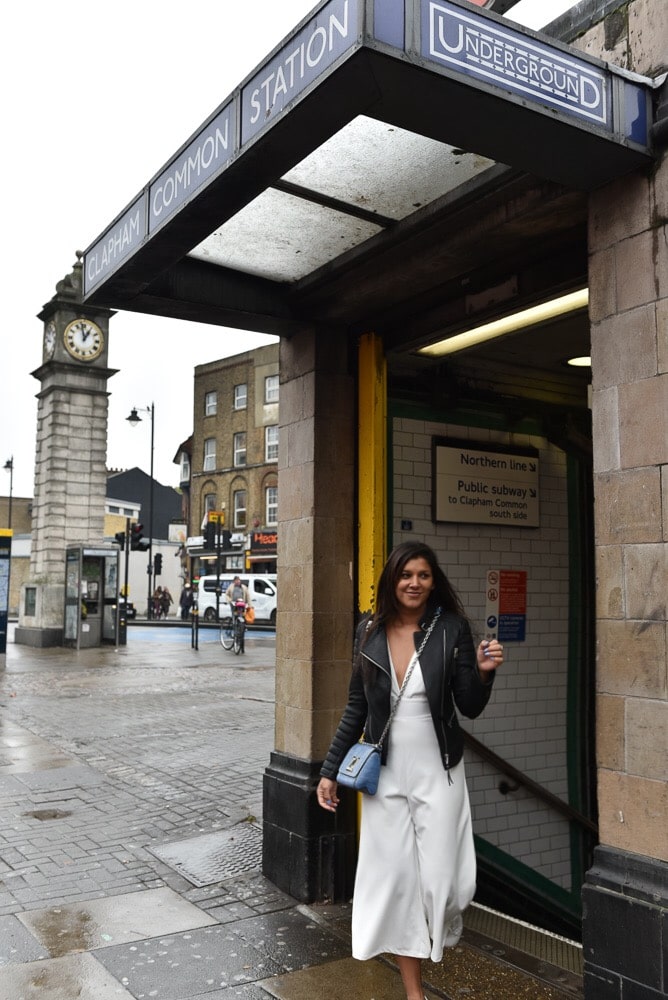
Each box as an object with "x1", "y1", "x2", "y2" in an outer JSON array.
[
  {"x1": 63, "y1": 318, "x2": 104, "y2": 362},
  {"x1": 44, "y1": 321, "x2": 57, "y2": 359}
]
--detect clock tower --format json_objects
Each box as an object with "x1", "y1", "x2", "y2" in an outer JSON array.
[{"x1": 15, "y1": 254, "x2": 117, "y2": 647}]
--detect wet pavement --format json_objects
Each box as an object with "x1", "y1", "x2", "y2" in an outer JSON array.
[{"x1": 0, "y1": 624, "x2": 582, "y2": 999}]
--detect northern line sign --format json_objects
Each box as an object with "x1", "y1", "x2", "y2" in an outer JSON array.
[{"x1": 433, "y1": 440, "x2": 540, "y2": 527}]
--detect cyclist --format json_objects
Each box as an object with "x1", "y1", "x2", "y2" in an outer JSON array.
[
  {"x1": 225, "y1": 575, "x2": 251, "y2": 609},
  {"x1": 225, "y1": 576, "x2": 253, "y2": 653}
]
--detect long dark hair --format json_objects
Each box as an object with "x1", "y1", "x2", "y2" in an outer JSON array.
[{"x1": 356, "y1": 541, "x2": 466, "y2": 672}]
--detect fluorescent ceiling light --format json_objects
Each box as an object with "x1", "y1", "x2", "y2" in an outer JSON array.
[
  {"x1": 567, "y1": 355, "x2": 591, "y2": 367},
  {"x1": 418, "y1": 288, "x2": 589, "y2": 358}
]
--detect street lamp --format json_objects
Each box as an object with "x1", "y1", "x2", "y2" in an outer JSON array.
[
  {"x1": 3, "y1": 457, "x2": 13, "y2": 530},
  {"x1": 126, "y1": 405, "x2": 155, "y2": 619}
]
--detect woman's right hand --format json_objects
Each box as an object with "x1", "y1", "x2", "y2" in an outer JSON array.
[{"x1": 317, "y1": 777, "x2": 339, "y2": 812}]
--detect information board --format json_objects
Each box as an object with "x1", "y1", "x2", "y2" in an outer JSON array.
[
  {"x1": 433, "y1": 439, "x2": 539, "y2": 526},
  {"x1": 485, "y1": 568, "x2": 527, "y2": 642}
]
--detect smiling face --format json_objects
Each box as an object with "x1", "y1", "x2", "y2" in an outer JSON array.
[{"x1": 395, "y1": 557, "x2": 435, "y2": 617}]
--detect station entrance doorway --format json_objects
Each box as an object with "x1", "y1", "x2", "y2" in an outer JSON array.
[{"x1": 80, "y1": 0, "x2": 665, "y2": 989}]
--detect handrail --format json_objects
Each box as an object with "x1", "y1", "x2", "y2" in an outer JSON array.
[{"x1": 463, "y1": 731, "x2": 599, "y2": 837}]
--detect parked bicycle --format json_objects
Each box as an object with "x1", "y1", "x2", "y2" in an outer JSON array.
[{"x1": 220, "y1": 600, "x2": 247, "y2": 654}]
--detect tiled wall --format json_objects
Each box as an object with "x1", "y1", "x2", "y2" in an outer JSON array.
[{"x1": 393, "y1": 416, "x2": 573, "y2": 889}]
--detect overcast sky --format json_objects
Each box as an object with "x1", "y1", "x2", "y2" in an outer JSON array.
[{"x1": 2, "y1": 0, "x2": 575, "y2": 499}]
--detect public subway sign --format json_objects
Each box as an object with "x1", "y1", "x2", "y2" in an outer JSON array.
[
  {"x1": 241, "y1": 0, "x2": 359, "y2": 144},
  {"x1": 422, "y1": 0, "x2": 609, "y2": 129},
  {"x1": 433, "y1": 440, "x2": 539, "y2": 526}
]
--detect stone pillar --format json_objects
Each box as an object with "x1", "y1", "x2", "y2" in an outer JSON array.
[
  {"x1": 262, "y1": 328, "x2": 357, "y2": 902},
  {"x1": 584, "y1": 126, "x2": 668, "y2": 1000}
]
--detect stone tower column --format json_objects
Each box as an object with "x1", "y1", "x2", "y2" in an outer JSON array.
[{"x1": 15, "y1": 257, "x2": 116, "y2": 647}]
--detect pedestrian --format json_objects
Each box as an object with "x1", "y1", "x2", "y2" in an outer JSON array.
[
  {"x1": 161, "y1": 586, "x2": 174, "y2": 619},
  {"x1": 152, "y1": 586, "x2": 163, "y2": 619},
  {"x1": 317, "y1": 540, "x2": 503, "y2": 1000},
  {"x1": 179, "y1": 584, "x2": 193, "y2": 621}
]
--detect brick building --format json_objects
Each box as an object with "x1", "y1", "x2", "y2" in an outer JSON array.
[{"x1": 187, "y1": 344, "x2": 279, "y2": 574}]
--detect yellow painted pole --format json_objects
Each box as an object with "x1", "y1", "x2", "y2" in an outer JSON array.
[{"x1": 357, "y1": 333, "x2": 387, "y2": 615}]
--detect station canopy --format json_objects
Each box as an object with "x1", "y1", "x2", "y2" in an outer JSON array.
[{"x1": 83, "y1": 0, "x2": 657, "y2": 381}]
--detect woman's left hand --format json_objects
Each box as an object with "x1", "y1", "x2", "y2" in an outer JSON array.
[{"x1": 477, "y1": 639, "x2": 503, "y2": 673}]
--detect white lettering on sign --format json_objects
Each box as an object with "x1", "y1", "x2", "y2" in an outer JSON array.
[
  {"x1": 243, "y1": 0, "x2": 356, "y2": 143},
  {"x1": 248, "y1": 4, "x2": 349, "y2": 126},
  {"x1": 149, "y1": 108, "x2": 233, "y2": 232},
  {"x1": 85, "y1": 200, "x2": 145, "y2": 293},
  {"x1": 434, "y1": 442, "x2": 540, "y2": 526},
  {"x1": 425, "y1": 0, "x2": 608, "y2": 127}
]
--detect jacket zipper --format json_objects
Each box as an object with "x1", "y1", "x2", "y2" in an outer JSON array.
[{"x1": 439, "y1": 629, "x2": 454, "y2": 784}]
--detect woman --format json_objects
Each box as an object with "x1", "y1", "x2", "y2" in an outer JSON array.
[
  {"x1": 160, "y1": 587, "x2": 174, "y2": 619},
  {"x1": 317, "y1": 541, "x2": 503, "y2": 1000}
]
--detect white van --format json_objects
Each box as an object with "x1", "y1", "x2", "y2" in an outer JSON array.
[{"x1": 196, "y1": 574, "x2": 277, "y2": 625}]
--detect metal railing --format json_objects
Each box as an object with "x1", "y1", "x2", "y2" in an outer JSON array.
[{"x1": 463, "y1": 731, "x2": 598, "y2": 836}]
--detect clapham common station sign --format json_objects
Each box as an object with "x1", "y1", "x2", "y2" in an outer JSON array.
[{"x1": 84, "y1": 0, "x2": 653, "y2": 300}]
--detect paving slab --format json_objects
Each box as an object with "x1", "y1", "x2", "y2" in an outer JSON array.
[
  {"x1": 231, "y1": 908, "x2": 351, "y2": 971},
  {"x1": 0, "y1": 950, "x2": 134, "y2": 999},
  {"x1": 18, "y1": 886, "x2": 217, "y2": 957},
  {"x1": 258, "y1": 955, "x2": 410, "y2": 1000},
  {"x1": 96, "y1": 923, "x2": 284, "y2": 999},
  {"x1": 0, "y1": 914, "x2": 48, "y2": 966},
  {"x1": 14, "y1": 765, "x2": 105, "y2": 792}
]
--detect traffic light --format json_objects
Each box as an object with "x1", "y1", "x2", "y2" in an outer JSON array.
[
  {"x1": 114, "y1": 531, "x2": 125, "y2": 551},
  {"x1": 205, "y1": 520, "x2": 216, "y2": 550},
  {"x1": 131, "y1": 523, "x2": 149, "y2": 551},
  {"x1": 154, "y1": 553, "x2": 163, "y2": 576}
]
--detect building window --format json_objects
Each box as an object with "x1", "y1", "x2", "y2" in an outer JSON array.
[
  {"x1": 180, "y1": 452, "x2": 191, "y2": 483},
  {"x1": 234, "y1": 383, "x2": 247, "y2": 410},
  {"x1": 25, "y1": 587, "x2": 37, "y2": 617},
  {"x1": 204, "y1": 493, "x2": 216, "y2": 514},
  {"x1": 233, "y1": 490, "x2": 247, "y2": 529},
  {"x1": 109, "y1": 505, "x2": 120, "y2": 514},
  {"x1": 265, "y1": 374, "x2": 279, "y2": 403},
  {"x1": 233, "y1": 432, "x2": 247, "y2": 466},
  {"x1": 265, "y1": 425, "x2": 278, "y2": 462},
  {"x1": 204, "y1": 391, "x2": 217, "y2": 416},
  {"x1": 123, "y1": 507, "x2": 134, "y2": 516},
  {"x1": 203, "y1": 438, "x2": 216, "y2": 471},
  {"x1": 266, "y1": 486, "x2": 278, "y2": 526}
]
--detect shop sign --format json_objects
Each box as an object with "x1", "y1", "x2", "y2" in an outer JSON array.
[
  {"x1": 250, "y1": 531, "x2": 277, "y2": 552},
  {"x1": 242, "y1": 0, "x2": 359, "y2": 144},
  {"x1": 433, "y1": 439, "x2": 539, "y2": 526},
  {"x1": 422, "y1": 0, "x2": 610, "y2": 129}
]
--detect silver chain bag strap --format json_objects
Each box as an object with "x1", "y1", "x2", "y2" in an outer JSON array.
[{"x1": 336, "y1": 608, "x2": 442, "y2": 795}]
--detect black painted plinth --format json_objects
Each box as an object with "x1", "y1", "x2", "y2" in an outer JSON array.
[
  {"x1": 262, "y1": 751, "x2": 357, "y2": 903},
  {"x1": 582, "y1": 845, "x2": 667, "y2": 999}
]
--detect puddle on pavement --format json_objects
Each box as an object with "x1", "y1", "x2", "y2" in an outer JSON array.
[
  {"x1": 0, "y1": 952, "x2": 134, "y2": 1000},
  {"x1": 22, "y1": 809, "x2": 72, "y2": 821},
  {"x1": 19, "y1": 887, "x2": 218, "y2": 958},
  {"x1": 28, "y1": 908, "x2": 97, "y2": 957}
]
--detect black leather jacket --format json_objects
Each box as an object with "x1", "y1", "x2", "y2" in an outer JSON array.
[{"x1": 320, "y1": 611, "x2": 494, "y2": 781}]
